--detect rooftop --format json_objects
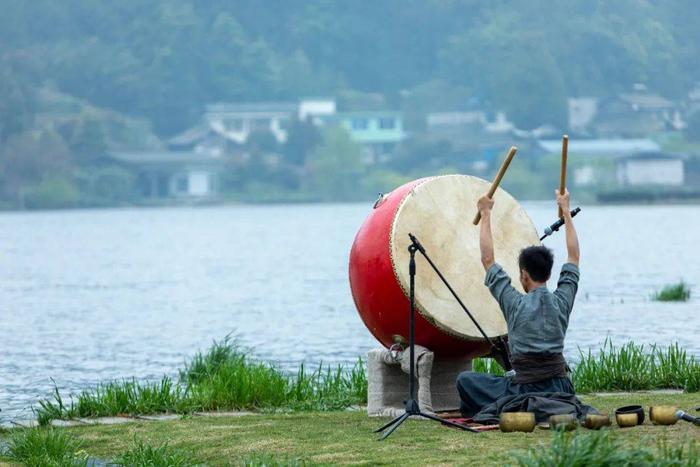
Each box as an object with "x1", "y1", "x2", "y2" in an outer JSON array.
[
  {"x1": 619, "y1": 93, "x2": 674, "y2": 109},
  {"x1": 618, "y1": 151, "x2": 687, "y2": 162},
  {"x1": 109, "y1": 150, "x2": 223, "y2": 165},
  {"x1": 168, "y1": 123, "x2": 215, "y2": 146},
  {"x1": 538, "y1": 138, "x2": 660, "y2": 156},
  {"x1": 206, "y1": 102, "x2": 298, "y2": 114}
]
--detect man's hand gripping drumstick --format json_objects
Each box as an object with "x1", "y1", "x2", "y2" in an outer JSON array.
[
  {"x1": 474, "y1": 146, "x2": 517, "y2": 271},
  {"x1": 556, "y1": 189, "x2": 580, "y2": 266}
]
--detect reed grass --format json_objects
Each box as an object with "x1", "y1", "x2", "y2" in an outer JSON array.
[
  {"x1": 572, "y1": 340, "x2": 700, "y2": 393},
  {"x1": 653, "y1": 281, "x2": 691, "y2": 301},
  {"x1": 36, "y1": 337, "x2": 368, "y2": 425},
  {"x1": 3, "y1": 427, "x2": 89, "y2": 466},
  {"x1": 472, "y1": 340, "x2": 699, "y2": 393},
  {"x1": 513, "y1": 429, "x2": 699, "y2": 466},
  {"x1": 113, "y1": 439, "x2": 199, "y2": 467},
  {"x1": 37, "y1": 377, "x2": 190, "y2": 423},
  {"x1": 34, "y1": 338, "x2": 697, "y2": 425}
]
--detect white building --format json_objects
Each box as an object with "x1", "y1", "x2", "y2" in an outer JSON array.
[
  {"x1": 202, "y1": 99, "x2": 337, "y2": 145},
  {"x1": 616, "y1": 153, "x2": 685, "y2": 186},
  {"x1": 109, "y1": 151, "x2": 223, "y2": 199},
  {"x1": 205, "y1": 102, "x2": 298, "y2": 144}
]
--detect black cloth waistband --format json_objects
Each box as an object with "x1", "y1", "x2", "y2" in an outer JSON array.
[{"x1": 511, "y1": 352, "x2": 569, "y2": 384}]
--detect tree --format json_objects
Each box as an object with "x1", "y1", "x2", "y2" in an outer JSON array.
[
  {"x1": 685, "y1": 111, "x2": 700, "y2": 143},
  {"x1": 0, "y1": 128, "x2": 72, "y2": 206},
  {"x1": 0, "y1": 64, "x2": 35, "y2": 142},
  {"x1": 283, "y1": 118, "x2": 321, "y2": 166},
  {"x1": 305, "y1": 126, "x2": 364, "y2": 200}
]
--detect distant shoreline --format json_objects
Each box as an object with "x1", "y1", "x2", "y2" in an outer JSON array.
[{"x1": 4, "y1": 196, "x2": 700, "y2": 213}]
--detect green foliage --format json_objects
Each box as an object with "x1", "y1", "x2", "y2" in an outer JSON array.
[
  {"x1": 513, "y1": 429, "x2": 699, "y2": 467},
  {"x1": 305, "y1": 126, "x2": 364, "y2": 201},
  {"x1": 6, "y1": 2, "x2": 696, "y2": 134},
  {"x1": 360, "y1": 169, "x2": 410, "y2": 197},
  {"x1": 23, "y1": 177, "x2": 80, "y2": 209},
  {"x1": 653, "y1": 281, "x2": 691, "y2": 302},
  {"x1": 4, "y1": 428, "x2": 88, "y2": 467},
  {"x1": 283, "y1": 118, "x2": 322, "y2": 166},
  {"x1": 113, "y1": 439, "x2": 199, "y2": 467},
  {"x1": 36, "y1": 337, "x2": 368, "y2": 424},
  {"x1": 472, "y1": 357, "x2": 506, "y2": 376},
  {"x1": 74, "y1": 165, "x2": 136, "y2": 205},
  {"x1": 686, "y1": 111, "x2": 700, "y2": 142},
  {"x1": 572, "y1": 340, "x2": 700, "y2": 393},
  {"x1": 0, "y1": 61, "x2": 35, "y2": 142},
  {"x1": 240, "y1": 452, "x2": 308, "y2": 467}
]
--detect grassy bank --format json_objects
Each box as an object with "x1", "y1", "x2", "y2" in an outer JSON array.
[
  {"x1": 35, "y1": 340, "x2": 698, "y2": 425},
  {"x1": 36, "y1": 338, "x2": 367, "y2": 425},
  {"x1": 5, "y1": 393, "x2": 700, "y2": 466}
]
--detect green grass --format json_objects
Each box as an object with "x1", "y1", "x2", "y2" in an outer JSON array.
[
  {"x1": 3, "y1": 427, "x2": 89, "y2": 466},
  {"x1": 572, "y1": 341, "x2": 700, "y2": 393},
  {"x1": 654, "y1": 281, "x2": 692, "y2": 302},
  {"x1": 6, "y1": 393, "x2": 699, "y2": 466},
  {"x1": 37, "y1": 377, "x2": 190, "y2": 424},
  {"x1": 472, "y1": 356, "x2": 506, "y2": 376},
  {"x1": 473, "y1": 340, "x2": 699, "y2": 393},
  {"x1": 34, "y1": 338, "x2": 697, "y2": 426},
  {"x1": 36, "y1": 337, "x2": 368, "y2": 425},
  {"x1": 514, "y1": 428, "x2": 699, "y2": 466},
  {"x1": 113, "y1": 438, "x2": 199, "y2": 466},
  {"x1": 240, "y1": 452, "x2": 309, "y2": 466}
]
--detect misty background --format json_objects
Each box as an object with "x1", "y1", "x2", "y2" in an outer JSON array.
[{"x1": 2, "y1": 0, "x2": 700, "y2": 209}]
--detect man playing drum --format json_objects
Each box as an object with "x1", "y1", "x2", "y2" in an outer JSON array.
[{"x1": 457, "y1": 188, "x2": 580, "y2": 417}]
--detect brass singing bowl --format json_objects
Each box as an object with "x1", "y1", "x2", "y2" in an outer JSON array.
[
  {"x1": 649, "y1": 406, "x2": 678, "y2": 425},
  {"x1": 549, "y1": 414, "x2": 578, "y2": 431},
  {"x1": 583, "y1": 413, "x2": 611, "y2": 430},
  {"x1": 616, "y1": 413, "x2": 639, "y2": 428},
  {"x1": 499, "y1": 412, "x2": 536, "y2": 433}
]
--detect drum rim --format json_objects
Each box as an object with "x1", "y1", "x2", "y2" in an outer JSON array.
[{"x1": 387, "y1": 173, "x2": 533, "y2": 342}]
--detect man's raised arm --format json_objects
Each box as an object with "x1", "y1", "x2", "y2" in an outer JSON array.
[
  {"x1": 556, "y1": 189, "x2": 580, "y2": 266},
  {"x1": 477, "y1": 195, "x2": 495, "y2": 270}
]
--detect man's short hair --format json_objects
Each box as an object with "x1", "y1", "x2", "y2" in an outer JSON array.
[{"x1": 518, "y1": 246, "x2": 554, "y2": 282}]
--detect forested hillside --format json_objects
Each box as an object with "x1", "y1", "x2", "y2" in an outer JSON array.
[{"x1": 3, "y1": 0, "x2": 699, "y2": 135}]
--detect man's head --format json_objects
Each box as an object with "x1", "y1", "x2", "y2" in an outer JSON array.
[{"x1": 518, "y1": 245, "x2": 554, "y2": 291}]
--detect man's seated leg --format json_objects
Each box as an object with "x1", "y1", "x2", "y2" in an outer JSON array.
[{"x1": 456, "y1": 371, "x2": 512, "y2": 417}]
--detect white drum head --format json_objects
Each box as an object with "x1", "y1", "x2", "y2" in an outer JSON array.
[{"x1": 390, "y1": 174, "x2": 540, "y2": 340}]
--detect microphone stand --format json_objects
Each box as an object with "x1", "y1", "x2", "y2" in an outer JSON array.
[
  {"x1": 407, "y1": 233, "x2": 513, "y2": 372},
  {"x1": 375, "y1": 238, "x2": 479, "y2": 440}
]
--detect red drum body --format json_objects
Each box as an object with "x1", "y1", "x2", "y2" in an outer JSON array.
[{"x1": 348, "y1": 175, "x2": 540, "y2": 358}]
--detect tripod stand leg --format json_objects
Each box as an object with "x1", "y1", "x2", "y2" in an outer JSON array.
[
  {"x1": 373, "y1": 413, "x2": 407, "y2": 433},
  {"x1": 377, "y1": 412, "x2": 410, "y2": 441},
  {"x1": 419, "y1": 411, "x2": 480, "y2": 433}
]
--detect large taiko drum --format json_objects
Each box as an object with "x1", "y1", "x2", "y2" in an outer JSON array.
[{"x1": 349, "y1": 174, "x2": 540, "y2": 358}]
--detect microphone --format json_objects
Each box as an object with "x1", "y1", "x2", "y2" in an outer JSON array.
[
  {"x1": 540, "y1": 207, "x2": 581, "y2": 241},
  {"x1": 675, "y1": 410, "x2": 700, "y2": 426}
]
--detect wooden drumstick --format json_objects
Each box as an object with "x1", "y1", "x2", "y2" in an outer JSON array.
[
  {"x1": 558, "y1": 135, "x2": 568, "y2": 218},
  {"x1": 473, "y1": 146, "x2": 518, "y2": 225}
]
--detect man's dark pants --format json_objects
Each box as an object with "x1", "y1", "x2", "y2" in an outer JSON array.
[{"x1": 456, "y1": 371, "x2": 575, "y2": 417}]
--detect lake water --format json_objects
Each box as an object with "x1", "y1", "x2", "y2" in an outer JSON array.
[{"x1": 1, "y1": 202, "x2": 699, "y2": 422}]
